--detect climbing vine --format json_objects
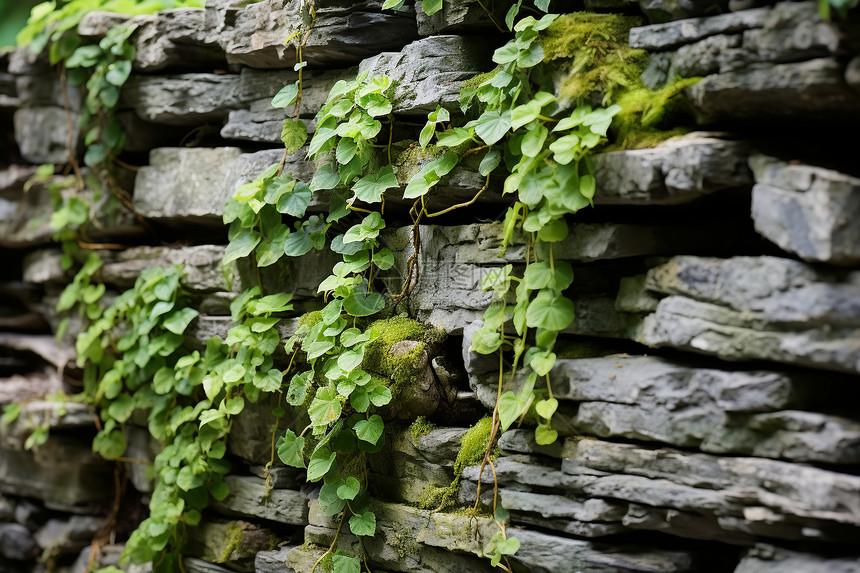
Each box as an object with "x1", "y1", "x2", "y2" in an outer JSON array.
[{"x1": 8, "y1": 1, "x2": 700, "y2": 572}]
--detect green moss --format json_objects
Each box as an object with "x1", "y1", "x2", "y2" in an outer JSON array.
[
  {"x1": 454, "y1": 417, "x2": 493, "y2": 476},
  {"x1": 216, "y1": 523, "x2": 245, "y2": 564},
  {"x1": 459, "y1": 68, "x2": 501, "y2": 91},
  {"x1": 608, "y1": 76, "x2": 701, "y2": 150},
  {"x1": 412, "y1": 417, "x2": 495, "y2": 512},
  {"x1": 539, "y1": 12, "x2": 647, "y2": 106},
  {"x1": 298, "y1": 310, "x2": 323, "y2": 329},
  {"x1": 416, "y1": 482, "x2": 461, "y2": 511},
  {"x1": 362, "y1": 317, "x2": 445, "y2": 396},
  {"x1": 410, "y1": 416, "x2": 437, "y2": 440}
]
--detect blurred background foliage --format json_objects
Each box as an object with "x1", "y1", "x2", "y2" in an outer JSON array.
[{"x1": 0, "y1": 0, "x2": 41, "y2": 47}]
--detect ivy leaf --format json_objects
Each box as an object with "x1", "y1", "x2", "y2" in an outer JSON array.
[
  {"x1": 281, "y1": 119, "x2": 308, "y2": 154},
  {"x1": 349, "y1": 511, "x2": 377, "y2": 536},
  {"x1": 287, "y1": 371, "x2": 312, "y2": 406},
  {"x1": 525, "y1": 290, "x2": 575, "y2": 331},
  {"x1": 105, "y1": 60, "x2": 131, "y2": 86},
  {"x1": 498, "y1": 391, "x2": 525, "y2": 431},
  {"x1": 283, "y1": 229, "x2": 313, "y2": 257},
  {"x1": 372, "y1": 248, "x2": 395, "y2": 270},
  {"x1": 176, "y1": 466, "x2": 204, "y2": 491},
  {"x1": 479, "y1": 149, "x2": 501, "y2": 176},
  {"x1": 333, "y1": 555, "x2": 361, "y2": 573},
  {"x1": 422, "y1": 0, "x2": 443, "y2": 14},
  {"x1": 308, "y1": 127, "x2": 338, "y2": 157},
  {"x1": 535, "y1": 423, "x2": 559, "y2": 445},
  {"x1": 475, "y1": 110, "x2": 512, "y2": 146},
  {"x1": 360, "y1": 93, "x2": 392, "y2": 117},
  {"x1": 277, "y1": 429, "x2": 306, "y2": 468},
  {"x1": 223, "y1": 228, "x2": 261, "y2": 265},
  {"x1": 272, "y1": 83, "x2": 299, "y2": 108},
  {"x1": 309, "y1": 386, "x2": 342, "y2": 428},
  {"x1": 107, "y1": 393, "x2": 135, "y2": 423},
  {"x1": 436, "y1": 127, "x2": 472, "y2": 147},
  {"x1": 93, "y1": 426, "x2": 127, "y2": 459},
  {"x1": 276, "y1": 182, "x2": 312, "y2": 217},
  {"x1": 343, "y1": 291, "x2": 385, "y2": 317},
  {"x1": 319, "y1": 483, "x2": 347, "y2": 515},
  {"x1": 517, "y1": 42, "x2": 544, "y2": 68},
  {"x1": 523, "y1": 262, "x2": 553, "y2": 290},
  {"x1": 336, "y1": 138, "x2": 358, "y2": 165},
  {"x1": 354, "y1": 414, "x2": 384, "y2": 445},
  {"x1": 352, "y1": 165, "x2": 398, "y2": 204},
  {"x1": 520, "y1": 124, "x2": 548, "y2": 157},
  {"x1": 310, "y1": 163, "x2": 341, "y2": 191},
  {"x1": 337, "y1": 476, "x2": 361, "y2": 500},
  {"x1": 368, "y1": 385, "x2": 392, "y2": 407},
  {"x1": 163, "y1": 307, "x2": 199, "y2": 335},
  {"x1": 535, "y1": 397, "x2": 559, "y2": 419},
  {"x1": 306, "y1": 447, "x2": 337, "y2": 481}
]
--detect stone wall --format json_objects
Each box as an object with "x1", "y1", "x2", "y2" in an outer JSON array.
[{"x1": 2, "y1": 1, "x2": 860, "y2": 572}]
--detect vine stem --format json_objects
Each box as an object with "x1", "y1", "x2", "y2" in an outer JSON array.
[
  {"x1": 425, "y1": 174, "x2": 490, "y2": 218},
  {"x1": 310, "y1": 511, "x2": 347, "y2": 573},
  {"x1": 58, "y1": 65, "x2": 84, "y2": 191}
]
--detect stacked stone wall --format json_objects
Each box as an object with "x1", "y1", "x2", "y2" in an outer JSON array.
[{"x1": 2, "y1": 0, "x2": 860, "y2": 571}]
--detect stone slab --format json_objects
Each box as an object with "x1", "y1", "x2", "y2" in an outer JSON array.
[
  {"x1": 359, "y1": 35, "x2": 494, "y2": 115},
  {"x1": 750, "y1": 155, "x2": 860, "y2": 265},
  {"x1": 206, "y1": 0, "x2": 419, "y2": 69},
  {"x1": 211, "y1": 475, "x2": 308, "y2": 525}
]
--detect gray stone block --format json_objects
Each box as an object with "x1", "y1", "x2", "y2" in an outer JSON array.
[
  {"x1": 629, "y1": 7, "x2": 770, "y2": 50},
  {"x1": 132, "y1": 147, "x2": 243, "y2": 223},
  {"x1": 211, "y1": 475, "x2": 308, "y2": 525},
  {"x1": 750, "y1": 155, "x2": 860, "y2": 265},
  {"x1": 359, "y1": 35, "x2": 494, "y2": 115},
  {"x1": 686, "y1": 58, "x2": 860, "y2": 123},
  {"x1": 78, "y1": 9, "x2": 225, "y2": 72},
  {"x1": 734, "y1": 545, "x2": 860, "y2": 573},
  {"x1": 206, "y1": 0, "x2": 418, "y2": 69}
]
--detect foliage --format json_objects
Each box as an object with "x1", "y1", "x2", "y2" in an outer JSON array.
[
  {"x1": 22, "y1": 0, "x2": 697, "y2": 571},
  {"x1": 16, "y1": 0, "x2": 202, "y2": 52}
]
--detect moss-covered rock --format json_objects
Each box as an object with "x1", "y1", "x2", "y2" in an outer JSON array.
[{"x1": 362, "y1": 316, "x2": 452, "y2": 420}]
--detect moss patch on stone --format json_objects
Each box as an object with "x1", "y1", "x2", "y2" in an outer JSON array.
[
  {"x1": 362, "y1": 316, "x2": 445, "y2": 398},
  {"x1": 539, "y1": 12, "x2": 647, "y2": 106},
  {"x1": 454, "y1": 416, "x2": 493, "y2": 476},
  {"x1": 415, "y1": 417, "x2": 495, "y2": 512},
  {"x1": 410, "y1": 416, "x2": 437, "y2": 440}
]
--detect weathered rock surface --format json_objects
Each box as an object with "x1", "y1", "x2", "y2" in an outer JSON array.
[
  {"x1": 469, "y1": 354, "x2": 860, "y2": 462},
  {"x1": 359, "y1": 35, "x2": 494, "y2": 115},
  {"x1": 34, "y1": 515, "x2": 104, "y2": 554},
  {"x1": 415, "y1": 0, "x2": 510, "y2": 35},
  {"x1": 385, "y1": 221, "x2": 746, "y2": 333},
  {"x1": 212, "y1": 475, "x2": 307, "y2": 525},
  {"x1": 78, "y1": 9, "x2": 225, "y2": 72},
  {"x1": 594, "y1": 132, "x2": 753, "y2": 204},
  {"x1": 133, "y1": 147, "x2": 243, "y2": 223},
  {"x1": 750, "y1": 155, "x2": 860, "y2": 265},
  {"x1": 630, "y1": 7, "x2": 771, "y2": 50},
  {"x1": 13, "y1": 107, "x2": 74, "y2": 164},
  {"x1": 0, "y1": 522, "x2": 37, "y2": 560},
  {"x1": 734, "y1": 544, "x2": 860, "y2": 572},
  {"x1": 686, "y1": 58, "x2": 860, "y2": 123},
  {"x1": 121, "y1": 74, "x2": 242, "y2": 125},
  {"x1": 626, "y1": 256, "x2": 860, "y2": 373},
  {"x1": 639, "y1": 0, "x2": 730, "y2": 24},
  {"x1": 206, "y1": 0, "x2": 419, "y2": 68},
  {"x1": 255, "y1": 546, "x2": 297, "y2": 573},
  {"x1": 0, "y1": 437, "x2": 112, "y2": 510},
  {"x1": 302, "y1": 499, "x2": 496, "y2": 573},
  {"x1": 186, "y1": 520, "x2": 276, "y2": 572},
  {"x1": 465, "y1": 437, "x2": 860, "y2": 544},
  {"x1": 510, "y1": 527, "x2": 698, "y2": 572},
  {"x1": 98, "y1": 245, "x2": 232, "y2": 292}
]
